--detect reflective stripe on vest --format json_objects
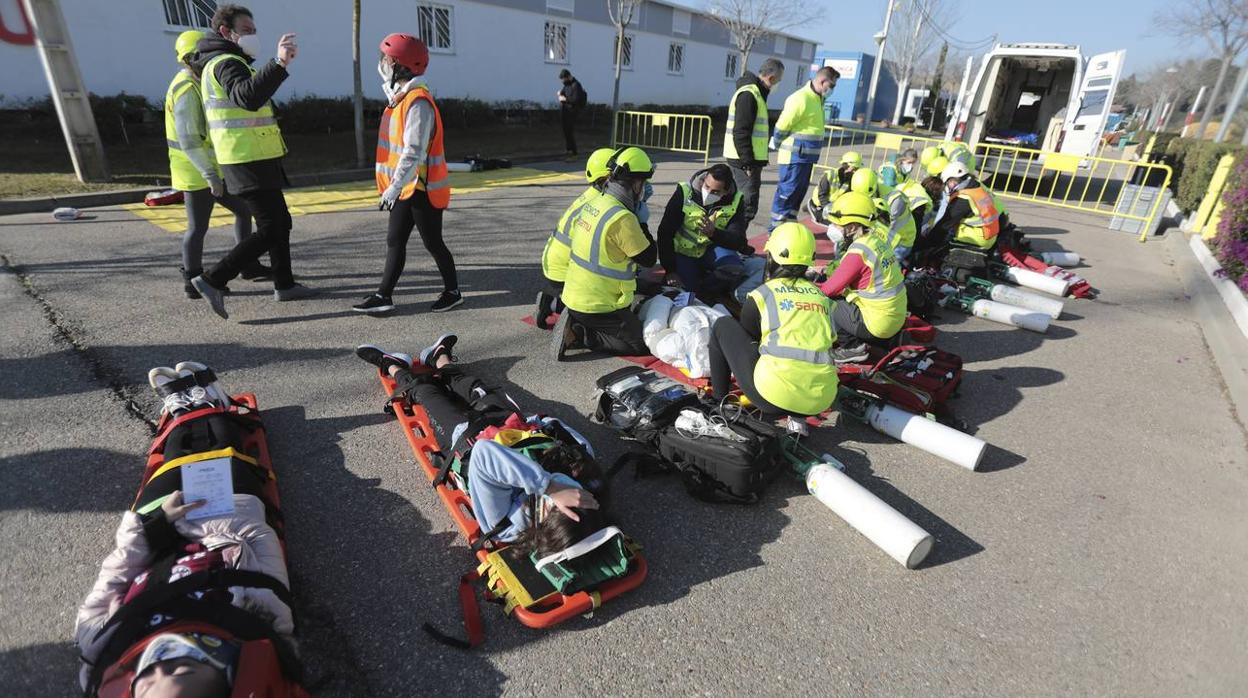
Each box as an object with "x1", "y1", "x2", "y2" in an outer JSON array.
[
  {"x1": 165, "y1": 71, "x2": 215, "y2": 192},
  {"x1": 776, "y1": 86, "x2": 825, "y2": 165},
  {"x1": 846, "y1": 238, "x2": 904, "y2": 300},
  {"x1": 200, "y1": 54, "x2": 286, "y2": 166},
  {"x1": 376, "y1": 85, "x2": 451, "y2": 208},
  {"x1": 952, "y1": 185, "x2": 1001, "y2": 249},
  {"x1": 752, "y1": 283, "x2": 835, "y2": 365},
  {"x1": 542, "y1": 186, "x2": 598, "y2": 282},
  {"x1": 723, "y1": 84, "x2": 769, "y2": 161},
  {"x1": 569, "y1": 205, "x2": 635, "y2": 281},
  {"x1": 674, "y1": 182, "x2": 741, "y2": 258}
]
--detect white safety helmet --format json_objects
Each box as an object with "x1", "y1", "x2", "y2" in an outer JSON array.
[{"x1": 940, "y1": 161, "x2": 969, "y2": 183}]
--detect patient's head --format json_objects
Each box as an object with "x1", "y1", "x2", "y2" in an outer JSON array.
[{"x1": 133, "y1": 657, "x2": 229, "y2": 698}]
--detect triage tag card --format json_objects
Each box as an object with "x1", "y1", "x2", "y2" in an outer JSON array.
[{"x1": 181, "y1": 457, "x2": 235, "y2": 521}]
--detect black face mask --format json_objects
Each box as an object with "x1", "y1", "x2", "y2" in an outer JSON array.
[{"x1": 562, "y1": 79, "x2": 572, "y2": 85}]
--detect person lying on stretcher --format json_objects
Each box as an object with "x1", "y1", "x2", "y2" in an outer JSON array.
[{"x1": 356, "y1": 335, "x2": 610, "y2": 555}]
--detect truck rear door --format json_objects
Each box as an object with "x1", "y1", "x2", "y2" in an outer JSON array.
[{"x1": 1059, "y1": 50, "x2": 1126, "y2": 157}]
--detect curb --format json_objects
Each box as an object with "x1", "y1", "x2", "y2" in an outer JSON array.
[
  {"x1": 0, "y1": 153, "x2": 569, "y2": 216},
  {"x1": 1187, "y1": 234, "x2": 1248, "y2": 341}
]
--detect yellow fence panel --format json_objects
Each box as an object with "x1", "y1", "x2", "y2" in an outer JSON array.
[
  {"x1": 613, "y1": 111, "x2": 713, "y2": 164},
  {"x1": 818, "y1": 124, "x2": 1175, "y2": 242}
]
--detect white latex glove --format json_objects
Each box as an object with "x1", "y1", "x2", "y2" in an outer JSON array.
[
  {"x1": 379, "y1": 188, "x2": 400, "y2": 210},
  {"x1": 208, "y1": 177, "x2": 224, "y2": 199}
]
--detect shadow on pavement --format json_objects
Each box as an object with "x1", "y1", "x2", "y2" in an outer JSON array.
[
  {"x1": 0, "y1": 448, "x2": 135, "y2": 512},
  {"x1": 0, "y1": 642, "x2": 83, "y2": 696}
]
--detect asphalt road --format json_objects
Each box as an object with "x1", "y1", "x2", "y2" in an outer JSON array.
[{"x1": 1, "y1": 158, "x2": 1246, "y2": 696}]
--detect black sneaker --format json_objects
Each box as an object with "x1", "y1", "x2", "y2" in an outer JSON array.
[
  {"x1": 191, "y1": 276, "x2": 228, "y2": 319},
  {"x1": 419, "y1": 333, "x2": 458, "y2": 367},
  {"x1": 240, "y1": 262, "x2": 273, "y2": 281},
  {"x1": 430, "y1": 290, "x2": 463, "y2": 313},
  {"x1": 354, "y1": 344, "x2": 413, "y2": 372},
  {"x1": 551, "y1": 310, "x2": 577, "y2": 362},
  {"x1": 533, "y1": 291, "x2": 553, "y2": 330},
  {"x1": 353, "y1": 293, "x2": 395, "y2": 314},
  {"x1": 832, "y1": 342, "x2": 869, "y2": 364}
]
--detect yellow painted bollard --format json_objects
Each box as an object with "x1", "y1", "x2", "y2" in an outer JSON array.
[{"x1": 1194, "y1": 154, "x2": 1238, "y2": 240}]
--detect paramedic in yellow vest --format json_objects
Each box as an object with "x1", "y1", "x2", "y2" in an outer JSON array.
[
  {"x1": 723, "y1": 58, "x2": 786, "y2": 227},
  {"x1": 929, "y1": 161, "x2": 1002, "y2": 251},
  {"x1": 354, "y1": 34, "x2": 461, "y2": 316},
  {"x1": 879, "y1": 147, "x2": 919, "y2": 188},
  {"x1": 189, "y1": 4, "x2": 314, "y2": 320},
  {"x1": 806, "y1": 150, "x2": 862, "y2": 223},
  {"x1": 532, "y1": 148, "x2": 615, "y2": 329},
  {"x1": 818, "y1": 193, "x2": 908, "y2": 363},
  {"x1": 706, "y1": 222, "x2": 838, "y2": 417},
  {"x1": 165, "y1": 29, "x2": 263, "y2": 301},
  {"x1": 655, "y1": 163, "x2": 751, "y2": 295},
  {"x1": 768, "y1": 66, "x2": 839, "y2": 231},
  {"x1": 941, "y1": 141, "x2": 977, "y2": 173},
  {"x1": 849, "y1": 168, "x2": 916, "y2": 264},
  {"x1": 553, "y1": 147, "x2": 659, "y2": 361}
]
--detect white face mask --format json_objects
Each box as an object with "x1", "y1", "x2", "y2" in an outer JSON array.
[
  {"x1": 899, "y1": 162, "x2": 913, "y2": 175},
  {"x1": 234, "y1": 33, "x2": 262, "y2": 58},
  {"x1": 701, "y1": 187, "x2": 721, "y2": 207},
  {"x1": 377, "y1": 58, "x2": 394, "y2": 83}
]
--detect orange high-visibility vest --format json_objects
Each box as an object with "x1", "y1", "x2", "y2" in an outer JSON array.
[
  {"x1": 952, "y1": 185, "x2": 1000, "y2": 249},
  {"x1": 376, "y1": 84, "x2": 450, "y2": 208}
]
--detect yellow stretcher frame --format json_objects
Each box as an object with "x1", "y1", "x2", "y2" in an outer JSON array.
[{"x1": 612, "y1": 111, "x2": 713, "y2": 165}]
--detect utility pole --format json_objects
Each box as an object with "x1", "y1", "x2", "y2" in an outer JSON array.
[
  {"x1": 863, "y1": 0, "x2": 896, "y2": 126},
  {"x1": 892, "y1": 0, "x2": 928, "y2": 125},
  {"x1": 22, "y1": 0, "x2": 108, "y2": 182},
  {"x1": 1215, "y1": 69, "x2": 1248, "y2": 143}
]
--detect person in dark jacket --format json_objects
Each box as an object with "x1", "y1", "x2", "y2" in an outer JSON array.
[
  {"x1": 656, "y1": 163, "x2": 752, "y2": 295},
  {"x1": 557, "y1": 69, "x2": 587, "y2": 157},
  {"x1": 722, "y1": 59, "x2": 785, "y2": 227},
  {"x1": 188, "y1": 4, "x2": 315, "y2": 320}
]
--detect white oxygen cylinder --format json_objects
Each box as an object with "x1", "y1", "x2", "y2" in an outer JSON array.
[
  {"x1": 1000, "y1": 265, "x2": 1070, "y2": 297},
  {"x1": 864, "y1": 402, "x2": 987, "y2": 471},
  {"x1": 806, "y1": 463, "x2": 934, "y2": 569},
  {"x1": 1039, "y1": 251, "x2": 1080, "y2": 267},
  {"x1": 988, "y1": 284, "x2": 1065, "y2": 320},
  {"x1": 971, "y1": 298, "x2": 1050, "y2": 333}
]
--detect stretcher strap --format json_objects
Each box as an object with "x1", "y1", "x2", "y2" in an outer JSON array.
[
  {"x1": 155, "y1": 369, "x2": 218, "y2": 397},
  {"x1": 421, "y1": 568, "x2": 485, "y2": 649}
]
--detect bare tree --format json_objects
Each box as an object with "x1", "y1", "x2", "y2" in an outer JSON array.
[
  {"x1": 706, "y1": 0, "x2": 813, "y2": 75},
  {"x1": 352, "y1": 0, "x2": 365, "y2": 168},
  {"x1": 886, "y1": 0, "x2": 960, "y2": 124},
  {"x1": 607, "y1": 0, "x2": 643, "y2": 126},
  {"x1": 1159, "y1": 0, "x2": 1248, "y2": 139}
]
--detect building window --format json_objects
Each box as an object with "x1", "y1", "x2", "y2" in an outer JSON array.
[
  {"x1": 614, "y1": 34, "x2": 633, "y2": 70},
  {"x1": 667, "y1": 42, "x2": 684, "y2": 75},
  {"x1": 163, "y1": 0, "x2": 217, "y2": 28},
  {"x1": 725, "y1": 52, "x2": 738, "y2": 80},
  {"x1": 796, "y1": 64, "x2": 804, "y2": 87},
  {"x1": 774, "y1": 35, "x2": 787, "y2": 55},
  {"x1": 545, "y1": 22, "x2": 569, "y2": 63},
  {"x1": 546, "y1": 0, "x2": 575, "y2": 12},
  {"x1": 672, "y1": 9, "x2": 691, "y2": 35},
  {"x1": 416, "y1": 3, "x2": 453, "y2": 53},
  {"x1": 804, "y1": 42, "x2": 814, "y2": 60}
]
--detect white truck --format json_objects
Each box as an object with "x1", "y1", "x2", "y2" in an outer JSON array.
[{"x1": 945, "y1": 43, "x2": 1126, "y2": 157}]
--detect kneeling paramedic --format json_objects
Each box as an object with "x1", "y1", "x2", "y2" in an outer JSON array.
[
  {"x1": 656, "y1": 162, "x2": 751, "y2": 295},
  {"x1": 534, "y1": 148, "x2": 614, "y2": 329},
  {"x1": 807, "y1": 150, "x2": 863, "y2": 223},
  {"x1": 355, "y1": 336, "x2": 618, "y2": 568},
  {"x1": 707, "y1": 222, "x2": 839, "y2": 418},
  {"x1": 554, "y1": 147, "x2": 658, "y2": 360},
  {"x1": 848, "y1": 168, "x2": 916, "y2": 264},
  {"x1": 928, "y1": 161, "x2": 1001, "y2": 252},
  {"x1": 818, "y1": 192, "x2": 909, "y2": 363}
]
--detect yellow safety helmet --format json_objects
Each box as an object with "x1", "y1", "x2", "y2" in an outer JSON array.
[
  {"x1": 175, "y1": 30, "x2": 207, "y2": 62},
  {"x1": 840, "y1": 151, "x2": 864, "y2": 168},
  {"x1": 828, "y1": 192, "x2": 876, "y2": 228},
  {"x1": 850, "y1": 168, "x2": 878, "y2": 198},
  {"x1": 927, "y1": 156, "x2": 950, "y2": 178},
  {"x1": 919, "y1": 146, "x2": 940, "y2": 168},
  {"x1": 585, "y1": 148, "x2": 614, "y2": 183},
  {"x1": 941, "y1": 141, "x2": 964, "y2": 156},
  {"x1": 608, "y1": 146, "x2": 655, "y2": 180},
  {"x1": 765, "y1": 222, "x2": 817, "y2": 267}
]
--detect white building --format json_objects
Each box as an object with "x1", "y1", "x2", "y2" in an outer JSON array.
[{"x1": 0, "y1": 0, "x2": 818, "y2": 107}]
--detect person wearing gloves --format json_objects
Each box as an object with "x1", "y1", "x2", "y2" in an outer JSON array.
[
  {"x1": 164, "y1": 29, "x2": 267, "y2": 301},
  {"x1": 819, "y1": 192, "x2": 908, "y2": 363},
  {"x1": 927, "y1": 160, "x2": 1002, "y2": 251},
  {"x1": 189, "y1": 4, "x2": 316, "y2": 319},
  {"x1": 534, "y1": 148, "x2": 615, "y2": 329},
  {"x1": 354, "y1": 33, "x2": 461, "y2": 315},
  {"x1": 847, "y1": 168, "x2": 916, "y2": 264},
  {"x1": 655, "y1": 162, "x2": 751, "y2": 295},
  {"x1": 768, "y1": 66, "x2": 838, "y2": 231},
  {"x1": 552, "y1": 147, "x2": 659, "y2": 360}
]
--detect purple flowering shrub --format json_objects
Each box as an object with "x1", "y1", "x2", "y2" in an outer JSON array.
[{"x1": 1213, "y1": 154, "x2": 1248, "y2": 293}]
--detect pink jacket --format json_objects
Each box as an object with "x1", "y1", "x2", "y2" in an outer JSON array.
[{"x1": 74, "y1": 494, "x2": 293, "y2": 672}]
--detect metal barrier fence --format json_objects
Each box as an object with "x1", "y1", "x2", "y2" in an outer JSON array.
[
  {"x1": 818, "y1": 124, "x2": 1175, "y2": 242},
  {"x1": 613, "y1": 111, "x2": 713, "y2": 164}
]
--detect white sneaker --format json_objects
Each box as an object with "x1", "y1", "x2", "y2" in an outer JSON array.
[{"x1": 175, "y1": 361, "x2": 229, "y2": 407}]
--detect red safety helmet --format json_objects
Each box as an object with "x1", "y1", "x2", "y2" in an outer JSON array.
[{"x1": 379, "y1": 33, "x2": 429, "y2": 76}]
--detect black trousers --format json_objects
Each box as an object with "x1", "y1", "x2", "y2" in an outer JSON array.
[
  {"x1": 206, "y1": 187, "x2": 294, "y2": 289},
  {"x1": 568, "y1": 308, "x2": 647, "y2": 356},
  {"x1": 707, "y1": 315, "x2": 782, "y2": 414},
  {"x1": 396, "y1": 365, "x2": 519, "y2": 452},
  {"x1": 379, "y1": 190, "x2": 458, "y2": 297},
  {"x1": 833, "y1": 301, "x2": 891, "y2": 345},
  {"x1": 561, "y1": 108, "x2": 578, "y2": 154},
  {"x1": 727, "y1": 160, "x2": 763, "y2": 225}
]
